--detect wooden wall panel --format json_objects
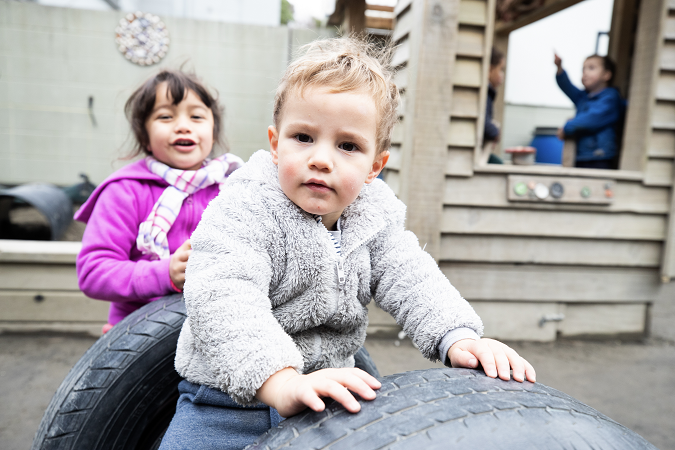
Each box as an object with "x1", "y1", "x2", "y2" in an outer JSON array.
[
  {"x1": 660, "y1": 41, "x2": 675, "y2": 70},
  {"x1": 649, "y1": 129, "x2": 675, "y2": 157},
  {"x1": 470, "y1": 301, "x2": 560, "y2": 341},
  {"x1": 384, "y1": 169, "x2": 400, "y2": 196},
  {"x1": 394, "y1": 0, "x2": 413, "y2": 15},
  {"x1": 391, "y1": 38, "x2": 410, "y2": 68},
  {"x1": 448, "y1": 118, "x2": 477, "y2": 147},
  {"x1": 446, "y1": 148, "x2": 474, "y2": 176},
  {"x1": 457, "y1": 25, "x2": 485, "y2": 57},
  {"x1": 0, "y1": 240, "x2": 80, "y2": 263},
  {"x1": 397, "y1": 92, "x2": 407, "y2": 117},
  {"x1": 440, "y1": 235, "x2": 662, "y2": 267},
  {"x1": 458, "y1": 0, "x2": 487, "y2": 25},
  {"x1": 450, "y1": 87, "x2": 480, "y2": 118},
  {"x1": 653, "y1": 101, "x2": 675, "y2": 128},
  {"x1": 440, "y1": 263, "x2": 663, "y2": 301},
  {"x1": 453, "y1": 58, "x2": 482, "y2": 87},
  {"x1": 559, "y1": 303, "x2": 647, "y2": 336},
  {"x1": 394, "y1": 66, "x2": 408, "y2": 90},
  {"x1": 441, "y1": 206, "x2": 667, "y2": 240},
  {"x1": 387, "y1": 144, "x2": 402, "y2": 170},
  {"x1": 665, "y1": 14, "x2": 675, "y2": 39},
  {"x1": 0, "y1": 263, "x2": 79, "y2": 290},
  {"x1": 393, "y1": 7, "x2": 413, "y2": 42},
  {"x1": 391, "y1": 120, "x2": 404, "y2": 145},
  {"x1": 644, "y1": 158, "x2": 674, "y2": 186},
  {"x1": 444, "y1": 174, "x2": 672, "y2": 214},
  {"x1": 0, "y1": 291, "x2": 108, "y2": 321},
  {"x1": 656, "y1": 71, "x2": 675, "y2": 100}
]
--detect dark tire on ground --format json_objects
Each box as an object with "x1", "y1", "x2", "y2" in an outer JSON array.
[
  {"x1": 32, "y1": 295, "x2": 656, "y2": 450},
  {"x1": 31, "y1": 294, "x2": 186, "y2": 450},
  {"x1": 31, "y1": 295, "x2": 382, "y2": 450},
  {"x1": 247, "y1": 368, "x2": 658, "y2": 450}
]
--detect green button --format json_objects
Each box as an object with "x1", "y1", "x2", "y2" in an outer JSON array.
[
  {"x1": 514, "y1": 182, "x2": 528, "y2": 196},
  {"x1": 580, "y1": 187, "x2": 591, "y2": 198}
]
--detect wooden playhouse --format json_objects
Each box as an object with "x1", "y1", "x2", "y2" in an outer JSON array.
[{"x1": 370, "y1": 0, "x2": 675, "y2": 340}]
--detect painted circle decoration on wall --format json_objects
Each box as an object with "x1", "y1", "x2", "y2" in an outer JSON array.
[{"x1": 115, "y1": 12, "x2": 169, "y2": 66}]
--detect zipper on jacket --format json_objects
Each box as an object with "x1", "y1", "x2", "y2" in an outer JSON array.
[{"x1": 336, "y1": 258, "x2": 346, "y2": 287}]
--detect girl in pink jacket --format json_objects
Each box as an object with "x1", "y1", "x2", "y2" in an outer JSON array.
[{"x1": 75, "y1": 70, "x2": 242, "y2": 332}]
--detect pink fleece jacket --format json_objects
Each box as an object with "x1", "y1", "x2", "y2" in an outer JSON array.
[{"x1": 75, "y1": 159, "x2": 221, "y2": 324}]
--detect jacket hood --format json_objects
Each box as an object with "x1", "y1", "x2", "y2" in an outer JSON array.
[{"x1": 74, "y1": 159, "x2": 165, "y2": 224}]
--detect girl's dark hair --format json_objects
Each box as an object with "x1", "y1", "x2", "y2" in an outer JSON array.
[
  {"x1": 586, "y1": 54, "x2": 616, "y2": 85},
  {"x1": 124, "y1": 70, "x2": 224, "y2": 157},
  {"x1": 490, "y1": 47, "x2": 505, "y2": 67}
]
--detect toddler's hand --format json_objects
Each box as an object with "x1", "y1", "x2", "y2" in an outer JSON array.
[
  {"x1": 169, "y1": 239, "x2": 192, "y2": 290},
  {"x1": 557, "y1": 127, "x2": 565, "y2": 140},
  {"x1": 256, "y1": 367, "x2": 381, "y2": 418},
  {"x1": 449, "y1": 338, "x2": 536, "y2": 383}
]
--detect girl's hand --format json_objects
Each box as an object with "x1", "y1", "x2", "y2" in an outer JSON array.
[
  {"x1": 449, "y1": 338, "x2": 536, "y2": 383},
  {"x1": 557, "y1": 127, "x2": 565, "y2": 140},
  {"x1": 256, "y1": 367, "x2": 381, "y2": 418},
  {"x1": 169, "y1": 239, "x2": 192, "y2": 290}
]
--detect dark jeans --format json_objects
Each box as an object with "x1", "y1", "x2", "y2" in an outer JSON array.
[
  {"x1": 159, "y1": 380, "x2": 282, "y2": 450},
  {"x1": 575, "y1": 159, "x2": 614, "y2": 169},
  {"x1": 159, "y1": 347, "x2": 379, "y2": 450}
]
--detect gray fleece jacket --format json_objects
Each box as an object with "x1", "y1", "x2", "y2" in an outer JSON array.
[{"x1": 175, "y1": 150, "x2": 484, "y2": 405}]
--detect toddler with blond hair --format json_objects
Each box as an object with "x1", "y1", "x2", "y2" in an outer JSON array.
[{"x1": 159, "y1": 37, "x2": 535, "y2": 450}]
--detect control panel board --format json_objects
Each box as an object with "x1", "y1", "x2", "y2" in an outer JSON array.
[{"x1": 507, "y1": 175, "x2": 615, "y2": 205}]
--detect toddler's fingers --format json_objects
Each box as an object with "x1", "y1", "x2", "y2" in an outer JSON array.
[
  {"x1": 524, "y1": 359, "x2": 537, "y2": 383},
  {"x1": 349, "y1": 368, "x2": 382, "y2": 390},
  {"x1": 509, "y1": 358, "x2": 526, "y2": 382},
  {"x1": 298, "y1": 388, "x2": 326, "y2": 413},
  {"x1": 314, "y1": 379, "x2": 361, "y2": 413},
  {"x1": 328, "y1": 370, "x2": 377, "y2": 401},
  {"x1": 502, "y1": 346, "x2": 525, "y2": 382},
  {"x1": 470, "y1": 343, "x2": 498, "y2": 378},
  {"x1": 488, "y1": 344, "x2": 512, "y2": 381},
  {"x1": 450, "y1": 347, "x2": 480, "y2": 371}
]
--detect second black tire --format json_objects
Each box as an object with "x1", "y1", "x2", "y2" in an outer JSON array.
[{"x1": 247, "y1": 368, "x2": 657, "y2": 450}]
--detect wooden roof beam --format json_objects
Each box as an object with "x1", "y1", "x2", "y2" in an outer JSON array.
[{"x1": 495, "y1": 0, "x2": 585, "y2": 35}]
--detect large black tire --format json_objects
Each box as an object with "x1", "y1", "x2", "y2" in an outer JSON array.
[
  {"x1": 31, "y1": 294, "x2": 186, "y2": 450},
  {"x1": 247, "y1": 368, "x2": 658, "y2": 450},
  {"x1": 31, "y1": 295, "x2": 381, "y2": 450},
  {"x1": 33, "y1": 294, "x2": 656, "y2": 450}
]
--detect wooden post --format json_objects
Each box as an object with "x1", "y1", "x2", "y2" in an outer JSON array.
[
  {"x1": 620, "y1": 0, "x2": 666, "y2": 171},
  {"x1": 346, "y1": 0, "x2": 367, "y2": 33},
  {"x1": 398, "y1": 0, "x2": 460, "y2": 260},
  {"x1": 561, "y1": 139, "x2": 576, "y2": 167}
]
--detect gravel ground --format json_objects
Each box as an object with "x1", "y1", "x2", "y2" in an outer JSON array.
[{"x1": 1, "y1": 333, "x2": 673, "y2": 450}]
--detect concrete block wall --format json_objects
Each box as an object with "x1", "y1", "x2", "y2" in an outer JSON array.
[{"x1": 0, "y1": 1, "x2": 331, "y2": 186}]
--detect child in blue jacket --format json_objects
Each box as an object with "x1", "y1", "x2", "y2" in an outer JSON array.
[{"x1": 555, "y1": 53, "x2": 625, "y2": 169}]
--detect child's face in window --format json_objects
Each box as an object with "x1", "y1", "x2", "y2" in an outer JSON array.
[
  {"x1": 488, "y1": 58, "x2": 505, "y2": 88},
  {"x1": 582, "y1": 57, "x2": 612, "y2": 92},
  {"x1": 268, "y1": 87, "x2": 388, "y2": 229},
  {"x1": 145, "y1": 82, "x2": 215, "y2": 170}
]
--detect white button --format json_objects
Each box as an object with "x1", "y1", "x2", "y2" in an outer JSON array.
[{"x1": 534, "y1": 183, "x2": 549, "y2": 199}]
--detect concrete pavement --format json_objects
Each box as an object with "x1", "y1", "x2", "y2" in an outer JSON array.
[{"x1": 1, "y1": 333, "x2": 673, "y2": 450}]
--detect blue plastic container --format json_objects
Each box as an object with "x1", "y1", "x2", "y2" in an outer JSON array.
[{"x1": 530, "y1": 127, "x2": 563, "y2": 165}]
